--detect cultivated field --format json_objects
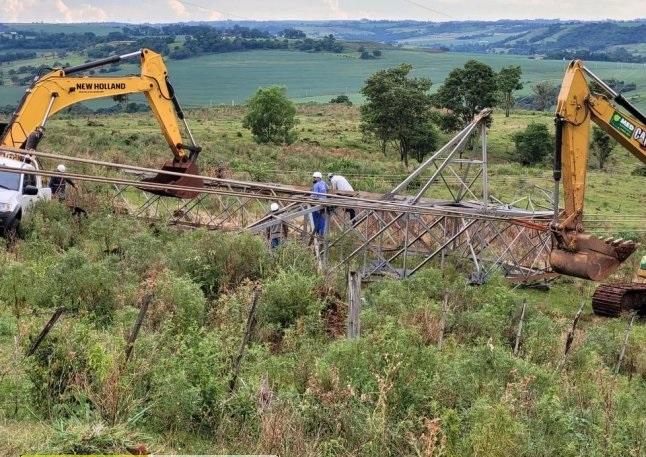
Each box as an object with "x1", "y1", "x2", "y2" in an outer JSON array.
[{"x1": 1, "y1": 49, "x2": 645, "y2": 108}]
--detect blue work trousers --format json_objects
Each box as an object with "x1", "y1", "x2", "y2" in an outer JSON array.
[{"x1": 312, "y1": 209, "x2": 326, "y2": 236}]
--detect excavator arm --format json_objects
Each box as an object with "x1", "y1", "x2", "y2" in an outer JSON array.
[
  {"x1": 551, "y1": 60, "x2": 646, "y2": 281},
  {"x1": 0, "y1": 49, "x2": 202, "y2": 198}
]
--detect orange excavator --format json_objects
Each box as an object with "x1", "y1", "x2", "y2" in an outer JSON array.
[
  {"x1": 551, "y1": 60, "x2": 646, "y2": 316},
  {"x1": 0, "y1": 48, "x2": 202, "y2": 198}
]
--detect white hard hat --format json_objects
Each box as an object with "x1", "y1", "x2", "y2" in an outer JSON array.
[
  {"x1": 312, "y1": 171, "x2": 322, "y2": 179},
  {"x1": 57, "y1": 164, "x2": 66, "y2": 173},
  {"x1": 270, "y1": 202, "x2": 280, "y2": 212},
  {"x1": 327, "y1": 172, "x2": 334, "y2": 179}
]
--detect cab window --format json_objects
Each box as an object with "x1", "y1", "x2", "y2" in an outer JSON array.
[{"x1": 23, "y1": 172, "x2": 36, "y2": 190}]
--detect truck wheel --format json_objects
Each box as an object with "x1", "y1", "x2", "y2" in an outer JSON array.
[{"x1": 3, "y1": 212, "x2": 21, "y2": 241}]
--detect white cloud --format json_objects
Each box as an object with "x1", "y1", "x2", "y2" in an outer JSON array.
[
  {"x1": 53, "y1": 0, "x2": 107, "y2": 21},
  {"x1": 208, "y1": 10, "x2": 224, "y2": 20},
  {"x1": 1, "y1": 0, "x2": 106, "y2": 22},
  {"x1": 1, "y1": 0, "x2": 35, "y2": 21},
  {"x1": 167, "y1": 0, "x2": 190, "y2": 18},
  {"x1": 323, "y1": 0, "x2": 348, "y2": 19}
]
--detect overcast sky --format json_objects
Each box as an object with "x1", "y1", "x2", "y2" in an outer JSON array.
[{"x1": 1, "y1": 0, "x2": 644, "y2": 23}]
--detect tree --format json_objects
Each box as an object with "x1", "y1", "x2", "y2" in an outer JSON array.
[
  {"x1": 373, "y1": 49, "x2": 382, "y2": 57},
  {"x1": 532, "y1": 81, "x2": 557, "y2": 111},
  {"x1": 243, "y1": 86, "x2": 297, "y2": 145},
  {"x1": 408, "y1": 119, "x2": 440, "y2": 163},
  {"x1": 433, "y1": 60, "x2": 498, "y2": 126},
  {"x1": 497, "y1": 65, "x2": 523, "y2": 117},
  {"x1": 360, "y1": 50, "x2": 374, "y2": 60},
  {"x1": 280, "y1": 28, "x2": 306, "y2": 39},
  {"x1": 330, "y1": 95, "x2": 352, "y2": 106},
  {"x1": 591, "y1": 127, "x2": 615, "y2": 170},
  {"x1": 512, "y1": 123, "x2": 552, "y2": 165},
  {"x1": 360, "y1": 64, "x2": 438, "y2": 166}
]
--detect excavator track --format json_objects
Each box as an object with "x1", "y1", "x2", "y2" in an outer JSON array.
[{"x1": 592, "y1": 283, "x2": 646, "y2": 317}]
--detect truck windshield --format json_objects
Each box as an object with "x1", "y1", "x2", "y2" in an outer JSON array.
[{"x1": 0, "y1": 171, "x2": 21, "y2": 191}]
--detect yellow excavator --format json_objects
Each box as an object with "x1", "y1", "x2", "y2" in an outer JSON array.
[
  {"x1": 551, "y1": 60, "x2": 646, "y2": 316},
  {"x1": 0, "y1": 48, "x2": 202, "y2": 198}
]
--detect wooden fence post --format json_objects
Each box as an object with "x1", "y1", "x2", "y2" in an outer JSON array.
[
  {"x1": 229, "y1": 287, "x2": 262, "y2": 392},
  {"x1": 347, "y1": 271, "x2": 361, "y2": 339},
  {"x1": 556, "y1": 301, "x2": 585, "y2": 372},
  {"x1": 564, "y1": 301, "x2": 585, "y2": 357},
  {"x1": 615, "y1": 312, "x2": 637, "y2": 374},
  {"x1": 124, "y1": 294, "x2": 153, "y2": 364},
  {"x1": 438, "y1": 293, "x2": 449, "y2": 350},
  {"x1": 513, "y1": 300, "x2": 527, "y2": 356},
  {"x1": 27, "y1": 307, "x2": 65, "y2": 356}
]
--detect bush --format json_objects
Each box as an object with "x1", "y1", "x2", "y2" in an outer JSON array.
[
  {"x1": 259, "y1": 270, "x2": 320, "y2": 329},
  {"x1": 270, "y1": 241, "x2": 318, "y2": 277},
  {"x1": 22, "y1": 200, "x2": 79, "y2": 249},
  {"x1": 513, "y1": 123, "x2": 552, "y2": 165},
  {"x1": 329, "y1": 95, "x2": 352, "y2": 106},
  {"x1": 168, "y1": 231, "x2": 270, "y2": 297},
  {"x1": 37, "y1": 249, "x2": 118, "y2": 325},
  {"x1": 243, "y1": 86, "x2": 297, "y2": 145},
  {"x1": 26, "y1": 321, "x2": 115, "y2": 415},
  {"x1": 148, "y1": 271, "x2": 206, "y2": 334},
  {"x1": 147, "y1": 330, "x2": 236, "y2": 432}
]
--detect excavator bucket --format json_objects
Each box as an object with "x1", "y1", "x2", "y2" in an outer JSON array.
[
  {"x1": 140, "y1": 160, "x2": 203, "y2": 199},
  {"x1": 550, "y1": 233, "x2": 638, "y2": 281}
]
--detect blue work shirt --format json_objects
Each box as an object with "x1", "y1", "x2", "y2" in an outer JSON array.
[{"x1": 311, "y1": 180, "x2": 328, "y2": 199}]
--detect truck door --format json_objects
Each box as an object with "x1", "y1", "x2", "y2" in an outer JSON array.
[{"x1": 21, "y1": 171, "x2": 39, "y2": 210}]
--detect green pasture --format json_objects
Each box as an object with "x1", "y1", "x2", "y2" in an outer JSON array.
[{"x1": 1, "y1": 49, "x2": 644, "y2": 109}]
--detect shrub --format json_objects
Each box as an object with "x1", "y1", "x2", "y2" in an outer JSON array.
[
  {"x1": 147, "y1": 271, "x2": 206, "y2": 334},
  {"x1": 22, "y1": 200, "x2": 79, "y2": 249},
  {"x1": 169, "y1": 231, "x2": 270, "y2": 296},
  {"x1": 330, "y1": 95, "x2": 352, "y2": 106},
  {"x1": 147, "y1": 330, "x2": 235, "y2": 432},
  {"x1": 26, "y1": 321, "x2": 115, "y2": 415},
  {"x1": 259, "y1": 270, "x2": 320, "y2": 329},
  {"x1": 466, "y1": 400, "x2": 523, "y2": 456},
  {"x1": 119, "y1": 230, "x2": 166, "y2": 275},
  {"x1": 270, "y1": 241, "x2": 318, "y2": 277},
  {"x1": 512, "y1": 123, "x2": 552, "y2": 166},
  {"x1": 243, "y1": 86, "x2": 297, "y2": 145},
  {"x1": 37, "y1": 249, "x2": 118, "y2": 325}
]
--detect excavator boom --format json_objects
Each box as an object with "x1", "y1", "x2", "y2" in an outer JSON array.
[
  {"x1": 0, "y1": 48, "x2": 202, "y2": 198},
  {"x1": 551, "y1": 60, "x2": 646, "y2": 315}
]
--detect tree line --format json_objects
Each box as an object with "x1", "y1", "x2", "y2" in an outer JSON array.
[
  {"x1": 0, "y1": 25, "x2": 344, "y2": 65},
  {"x1": 242, "y1": 59, "x2": 619, "y2": 169}
]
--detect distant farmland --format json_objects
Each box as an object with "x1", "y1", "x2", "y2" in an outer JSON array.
[{"x1": 1, "y1": 49, "x2": 644, "y2": 109}]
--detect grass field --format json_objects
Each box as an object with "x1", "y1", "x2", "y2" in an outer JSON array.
[
  {"x1": 28, "y1": 105, "x2": 645, "y2": 239},
  {"x1": 1, "y1": 49, "x2": 645, "y2": 109},
  {"x1": 1, "y1": 102, "x2": 646, "y2": 456}
]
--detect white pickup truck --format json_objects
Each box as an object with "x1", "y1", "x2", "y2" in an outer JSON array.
[{"x1": 0, "y1": 155, "x2": 51, "y2": 234}]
